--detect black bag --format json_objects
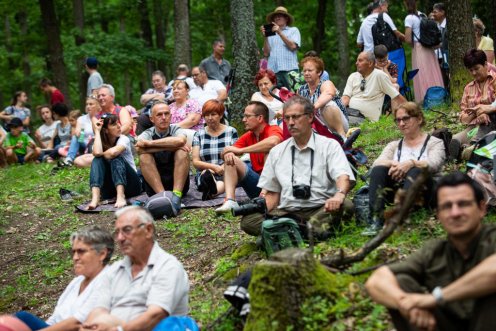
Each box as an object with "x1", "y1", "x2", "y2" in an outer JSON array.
[
  {"x1": 145, "y1": 191, "x2": 176, "y2": 219},
  {"x1": 260, "y1": 217, "x2": 305, "y2": 257},
  {"x1": 372, "y1": 13, "x2": 402, "y2": 51},
  {"x1": 431, "y1": 127, "x2": 452, "y2": 159},
  {"x1": 353, "y1": 185, "x2": 370, "y2": 226},
  {"x1": 415, "y1": 13, "x2": 442, "y2": 48}
]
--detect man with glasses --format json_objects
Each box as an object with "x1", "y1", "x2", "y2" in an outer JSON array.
[
  {"x1": 342, "y1": 51, "x2": 405, "y2": 124},
  {"x1": 366, "y1": 172, "x2": 496, "y2": 331},
  {"x1": 189, "y1": 66, "x2": 227, "y2": 107},
  {"x1": 136, "y1": 102, "x2": 190, "y2": 216},
  {"x1": 82, "y1": 206, "x2": 189, "y2": 331},
  {"x1": 215, "y1": 101, "x2": 283, "y2": 213},
  {"x1": 240, "y1": 96, "x2": 354, "y2": 238}
]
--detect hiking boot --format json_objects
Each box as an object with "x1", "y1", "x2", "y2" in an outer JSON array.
[
  {"x1": 448, "y1": 139, "x2": 461, "y2": 162},
  {"x1": 215, "y1": 199, "x2": 239, "y2": 214}
]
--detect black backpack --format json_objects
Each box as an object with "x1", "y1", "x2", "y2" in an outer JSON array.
[
  {"x1": 414, "y1": 13, "x2": 442, "y2": 48},
  {"x1": 372, "y1": 13, "x2": 402, "y2": 51}
]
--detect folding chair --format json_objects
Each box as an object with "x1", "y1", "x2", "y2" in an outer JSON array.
[{"x1": 388, "y1": 48, "x2": 406, "y2": 89}]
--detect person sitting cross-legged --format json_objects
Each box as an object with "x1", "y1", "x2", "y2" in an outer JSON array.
[{"x1": 215, "y1": 101, "x2": 283, "y2": 213}]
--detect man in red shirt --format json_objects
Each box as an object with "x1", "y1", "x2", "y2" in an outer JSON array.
[
  {"x1": 39, "y1": 78, "x2": 65, "y2": 105},
  {"x1": 216, "y1": 101, "x2": 283, "y2": 213}
]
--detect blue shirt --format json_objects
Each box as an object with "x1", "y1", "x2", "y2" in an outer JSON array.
[{"x1": 267, "y1": 26, "x2": 301, "y2": 73}]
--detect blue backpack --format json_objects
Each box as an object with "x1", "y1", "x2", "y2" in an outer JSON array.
[
  {"x1": 152, "y1": 316, "x2": 199, "y2": 331},
  {"x1": 423, "y1": 86, "x2": 448, "y2": 109}
]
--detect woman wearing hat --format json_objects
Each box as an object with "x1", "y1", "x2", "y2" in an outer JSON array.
[{"x1": 261, "y1": 6, "x2": 300, "y2": 90}]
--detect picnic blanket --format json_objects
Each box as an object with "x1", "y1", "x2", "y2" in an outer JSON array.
[{"x1": 75, "y1": 175, "x2": 249, "y2": 213}]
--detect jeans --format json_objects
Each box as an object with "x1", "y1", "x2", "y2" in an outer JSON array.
[
  {"x1": 239, "y1": 162, "x2": 261, "y2": 199},
  {"x1": 66, "y1": 135, "x2": 86, "y2": 161},
  {"x1": 90, "y1": 156, "x2": 142, "y2": 199},
  {"x1": 15, "y1": 311, "x2": 49, "y2": 330}
]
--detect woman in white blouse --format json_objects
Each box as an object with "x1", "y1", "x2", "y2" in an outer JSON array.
[{"x1": 251, "y1": 69, "x2": 283, "y2": 125}]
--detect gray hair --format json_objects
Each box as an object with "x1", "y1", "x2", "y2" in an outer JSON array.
[
  {"x1": 70, "y1": 226, "x2": 114, "y2": 265},
  {"x1": 115, "y1": 206, "x2": 155, "y2": 225},
  {"x1": 283, "y1": 95, "x2": 314, "y2": 114},
  {"x1": 99, "y1": 84, "x2": 115, "y2": 97},
  {"x1": 364, "y1": 51, "x2": 375, "y2": 63}
]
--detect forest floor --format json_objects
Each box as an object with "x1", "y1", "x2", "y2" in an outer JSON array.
[{"x1": 1, "y1": 108, "x2": 491, "y2": 330}]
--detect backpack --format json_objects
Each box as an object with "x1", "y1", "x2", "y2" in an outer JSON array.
[
  {"x1": 145, "y1": 191, "x2": 176, "y2": 219},
  {"x1": 423, "y1": 86, "x2": 448, "y2": 109},
  {"x1": 260, "y1": 217, "x2": 305, "y2": 257},
  {"x1": 431, "y1": 127, "x2": 452, "y2": 159},
  {"x1": 466, "y1": 131, "x2": 496, "y2": 206},
  {"x1": 372, "y1": 13, "x2": 402, "y2": 51},
  {"x1": 414, "y1": 13, "x2": 442, "y2": 48},
  {"x1": 353, "y1": 185, "x2": 370, "y2": 226}
]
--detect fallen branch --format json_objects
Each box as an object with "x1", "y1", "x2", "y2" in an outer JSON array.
[{"x1": 320, "y1": 168, "x2": 429, "y2": 269}]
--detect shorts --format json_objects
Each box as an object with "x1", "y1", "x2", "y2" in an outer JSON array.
[{"x1": 239, "y1": 162, "x2": 261, "y2": 199}]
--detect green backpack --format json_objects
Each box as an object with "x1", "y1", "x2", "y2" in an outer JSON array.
[{"x1": 260, "y1": 217, "x2": 305, "y2": 257}]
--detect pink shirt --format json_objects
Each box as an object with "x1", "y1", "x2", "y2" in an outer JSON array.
[{"x1": 169, "y1": 99, "x2": 204, "y2": 131}]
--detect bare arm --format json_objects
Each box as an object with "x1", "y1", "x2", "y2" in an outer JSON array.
[
  {"x1": 341, "y1": 95, "x2": 350, "y2": 107},
  {"x1": 102, "y1": 144, "x2": 125, "y2": 160},
  {"x1": 366, "y1": 266, "x2": 407, "y2": 309},
  {"x1": 118, "y1": 108, "x2": 132, "y2": 135},
  {"x1": 135, "y1": 135, "x2": 187, "y2": 154},
  {"x1": 404, "y1": 27, "x2": 413, "y2": 46},
  {"x1": 140, "y1": 93, "x2": 165, "y2": 105},
  {"x1": 43, "y1": 317, "x2": 80, "y2": 331},
  {"x1": 391, "y1": 94, "x2": 407, "y2": 111},
  {"x1": 92, "y1": 120, "x2": 104, "y2": 157},
  {"x1": 0, "y1": 110, "x2": 13, "y2": 122},
  {"x1": 176, "y1": 113, "x2": 201, "y2": 129},
  {"x1": 484, "y1": 50, "x2": 495, "y2": 65},
  {"x1": 394, "y1": 30, "x2": 406, "y2": 42},
  {"x1": 261, "y1": 25, "x2": 271, "y2": 57},
  {"x1": 324, "y1": 175, "x2": 350, "y2": 212},
  {"x1": 217, "y1": 89, "x2": 227, "y2": 102},
  {"x1": 230, "y1": 135, "x2": 281, "y2": 155},
  {"x1": 313, "y1": 80, "x2": 336, "y2": 110},
  {"x1": 273, "y1": 23, "x2": 298, "y2": 50},
  {"x1": 122, "y1": 305, "x2": 168, "y2": 331},
  {"x1": 264, "y1": 190, "x2": 281, "y2": 212}
]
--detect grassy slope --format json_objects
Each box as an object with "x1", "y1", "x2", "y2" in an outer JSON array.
[{"x1": 1, "y1": 108, "x2": 494, "y2": 330}]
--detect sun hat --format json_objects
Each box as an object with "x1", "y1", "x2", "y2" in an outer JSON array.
[{"x1": 266, "y1": 6, "x2": 294, "y2": 26}]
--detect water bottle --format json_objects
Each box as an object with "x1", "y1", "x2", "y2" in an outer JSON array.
[{"x1": 78, "y1": 129, "x2": 85, "y2": 143}]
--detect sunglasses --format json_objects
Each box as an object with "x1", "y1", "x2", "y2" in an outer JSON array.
[{"x1": 360, "y1": 79, "x2": 366, "y2": 92}]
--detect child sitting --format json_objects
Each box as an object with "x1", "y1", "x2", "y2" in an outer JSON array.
[
  {"x1": 3, "y1": 117, "x2": 40, "y2": 164},
  {"x1": 57, "y1": 110, "x2": 81, "y2": 158},
  {"x1": 374, "y1": 45, "x2": 400, "y2": 91}
]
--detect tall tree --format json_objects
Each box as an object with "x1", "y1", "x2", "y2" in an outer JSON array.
[
  {"x1": 39, "y1": 0, "x2": 71, "y2": 107},
  {"x1": 138, "y1": 0, "x2": 154, "y2": 78},
  {"x1": 333, "y1": 0, "x2": 349, "y2": 90},
  {"x1": 447, "y1": 0, "x2": 474, "y2": 106},
  {"x1": 174, "y1": 0, "x2": 191, "y2": 69},
  {"x1": 313, "y1": 0, "x2": 326, "y2": 54},
  {"x1": 16, "y1": 10, "x2": 31, "y2": 95},
  {"x1": 73, "y1": 0, "x2": 87, "y2": 110},
  {"x1": 229, "y1": 0, "x2": 258, "y2": 124},
  {"x1": 153, "y1": 0, "x2": 167, "y2": 73}
]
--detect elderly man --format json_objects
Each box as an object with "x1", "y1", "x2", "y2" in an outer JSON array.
[
  {"x1": 342, "y1": 51, "x2": 406, "y2": 124},
  {"x1": 82, "y1": 206, "x2": 189, "y2": 331},
  {"x1": 97, "y1": 84, "x2": 133, "y2": 136},
  {"x1": 199, "y1": 39, "x2": 231, "y2": 85},
  {"x1": 240, "y1": 96, "x2": 355, "y2": 238},
  {"x1": 261, "y1": 6, "x2": 300, "y2": 90},
  {"x1": 215, "y1": 101, "x2": 283, "y2": 213},
  {"x1": 188, "y1": 66, "x2": 227, "y2": 107},
  {"x1": 136, "y1": 101, "x2": 190, "y2": 216},
  {"x1": 366, "y1": 172, "x2": 496, "y2": 331},
  {"x1": 85, "y1": 57, "x2": 103, "y2": 97}
]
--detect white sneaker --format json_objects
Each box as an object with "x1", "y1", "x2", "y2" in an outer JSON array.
[{"x1": 215, "y1": 199, "x2": 239, "y2": 214}]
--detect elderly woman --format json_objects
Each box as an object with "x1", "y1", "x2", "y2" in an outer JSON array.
[
  {"x1": 251, "y1": 69, "x2": 283, "y2": 125},
  {"x1": 297, "y1": 56, "x2": 348, "y2": 140},
  {"x1": 0, "y1": 91, "x2": 31, "y2": 132},
  {"x1": 450, "y1": 49, "x2": 496, "y2": 161},
  {"x1": 15, "y1": 226, "x2": 114, "y2": 331},
  {"x1": 169, "y1": 80, "x2": 203, "y2": 131},
  {"x1": 192, "y1": 100, "x2": 238, "y2": 200},
  {"x1": 88, "y1": 114, "x2": 142, "y2": 210},
  {"x1": 474, "y1": 18, "x2": 495, "y2": 65},
  {"x1": 363, "y1": 102, "x2": 445, "y2": 235}
]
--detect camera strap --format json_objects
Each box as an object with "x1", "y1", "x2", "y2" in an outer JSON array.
[
  {"x1": 397, "y1": 134, "x2": 431, "y2": 161},
  {"x1": 291, "y1": 145, "x2": 314, "y2": 187}
]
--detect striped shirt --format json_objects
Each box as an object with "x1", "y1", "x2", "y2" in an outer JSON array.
[
  {"x1": 267, "y1": 26, "x2": 300, "y2": 73},
  {"x1": 460, "y1": 72, "x2": 496, "y2": 114},
  {"x1": 192, "y1": 126, "x2": 238, "y2": 165}
]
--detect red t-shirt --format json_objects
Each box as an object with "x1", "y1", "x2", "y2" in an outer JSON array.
[
  {"x1": 234, "y1": 124, "x2": 283, "y2": 174},
  {"x1": 50, "y1": 89, "x2": 65, "y2": 105}
]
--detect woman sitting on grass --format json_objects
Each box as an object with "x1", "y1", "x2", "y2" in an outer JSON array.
[
  {"x1": 192, "y1": 100, "x2": 238, "y2": 200},
  {"x1": 88, "y1": 114, "x2": 142, "y2": 210},
  {"x1": 15, "y1": 226, "x2": 113, "y2": 331},
  {"x1": 362, "y1": 102, "x2": 446, "y2": 236}
]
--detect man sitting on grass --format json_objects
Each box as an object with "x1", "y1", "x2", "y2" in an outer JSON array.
[{"x1": 3, "y1": 117, "x2": 40, "y2": 165}]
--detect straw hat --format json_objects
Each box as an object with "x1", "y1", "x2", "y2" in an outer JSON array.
[{"x1": 266, "y1": 6, "x2": 294, "y2": 26}]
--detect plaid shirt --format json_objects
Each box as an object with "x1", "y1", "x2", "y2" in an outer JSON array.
[
  {"x1": 192, "y1": 126, "x2": 238, "y2": 165},
  {"x1": 267, "y1": 26, "x2": 301, "y2": 73}
]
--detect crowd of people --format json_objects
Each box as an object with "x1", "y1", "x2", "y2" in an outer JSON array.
[{"x1": 2, "y1": 2, "x2": 496, "y2": 330}]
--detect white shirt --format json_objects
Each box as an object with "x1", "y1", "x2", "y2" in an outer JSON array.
[
  {"x1": 357, "y1": 12, "x2": 398, "y2": 52},
  {"x1": 78, "y1": 114, "x2": 94, "y2": 144},
  {"x1": 188, "y1": 79, "x2": 226, "y2": 107},
  {"x1": 405, "y1": 14, "x2": 421, "y2": 42},
  {"x1": 116, "y1": 135, "x2": 136, "y2": 171}
]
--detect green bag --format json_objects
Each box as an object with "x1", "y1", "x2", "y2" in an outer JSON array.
[{"x1": 260, "y1": 217, "x2": 305, "y2": 257}]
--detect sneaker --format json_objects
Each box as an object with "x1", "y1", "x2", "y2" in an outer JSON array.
[
  {"x1": 361, "y1": 221, "x2": 383, "y2": 236},
  {"x1": 215, "y1": 199, "x2": 239, "y2": 214},
  {"x1": 171, "y1": 194, "x2": 182, "y2": 216}
]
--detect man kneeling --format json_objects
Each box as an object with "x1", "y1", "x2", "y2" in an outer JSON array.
[{"x1": 366, "y1": 172, "x2": 496, "y2": 331}]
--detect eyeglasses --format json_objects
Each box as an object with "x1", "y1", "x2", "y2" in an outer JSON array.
[
  {"x1": 394, "y1": 116, "x2": 413, "y2": 125},
  {"x1": 243, "y1": 113, "x2": 261, "y2": 119},
  {"x1": 360, "y1": 79, "x2": 366, "y2": 92},
  {"x1": 283, "y1": 113, "x2": 308, "y2": 122},
  {"x1": 71, "y1": 247, "x2": 94, "y2": 257},
  {"x1": 438, "y1": 199, "x2": 476, "y2": 212},
  {"x1": 114, "y1": 223, "x2": 145, "y2": 238}
]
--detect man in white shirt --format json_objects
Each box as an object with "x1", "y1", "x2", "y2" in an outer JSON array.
[{"x1": 189, "y1": 66, "x2": 227, "y2": 107}]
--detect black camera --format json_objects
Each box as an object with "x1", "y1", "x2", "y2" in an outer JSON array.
[
  {"x1": 293, "y1": 185, "x2": 311, "y2": 200},
  {"x1": 232, "y1": 197, "x2": 267, "y2": 216}
]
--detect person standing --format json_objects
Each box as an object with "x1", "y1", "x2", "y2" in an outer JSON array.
[
  {"x1": 85, "y1": 57, "x2": 103, "y2": 97},
  {"x1": 261, "y1": 7, "x2": 301, "y2": 90},
  {"x1": 200, "y1": 39, "x2": 231, "y2": 85},
  {"x1": 432, "y1": 3, "x2": 449, "y2": 88}
]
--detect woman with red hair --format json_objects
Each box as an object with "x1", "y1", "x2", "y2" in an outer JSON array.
[{"x1": 251, "y1": 69, "x2": 283, "y2": 125}]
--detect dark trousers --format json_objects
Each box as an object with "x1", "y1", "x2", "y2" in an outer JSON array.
[
  {"x1": 369, "y1": 166, "x2": 433, "y2": 220},
  {"x1": 90, "y1": 156, "x2": 142, "y2": 199},
  {"x1": 390, "y1": 274, "x2": 496, "y2": 331}
]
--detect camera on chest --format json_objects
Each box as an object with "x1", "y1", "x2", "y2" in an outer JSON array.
[{"x1": 292, "y1": 184, "x2": 311, "y2": 200}]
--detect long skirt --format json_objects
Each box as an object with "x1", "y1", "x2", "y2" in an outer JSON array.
[{"x1": 411, "y1": 42, "x2": 444, "y2": 103}]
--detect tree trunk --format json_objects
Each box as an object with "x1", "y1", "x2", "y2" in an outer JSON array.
[
  {"x1": 39, "y1": 0, "x2": 71, "y2": 108},
  {"x1": 229, "y1": 0, "x2": 258, "y2": 125},
  {"x1": 174, "y1": 0, "x2": 191, "y2": 70},
  {"x1": 447, "y1": 0, "x2": 474, "y2": 108},
  {"x1": 138, "y1": 0, "x2": 155, "y2": 78},
  {"x1": 16, "y1": 11, "x2": 31, "y2": 96},
  {"x1": 313, "y1": 0, "x2": 327, "y2": 54},
  {"x1": 73, "y1": 0, "x2": 87, "y2": 110},
  {"x1": 245, "y1": 248, "x2": 339, "y2": 330},
  {"x1": 153, "y1": 0, "x2": 167, "y2": 73},
  {"x1": 334, "y1": 0, "x2": 349, "y2": 91}
]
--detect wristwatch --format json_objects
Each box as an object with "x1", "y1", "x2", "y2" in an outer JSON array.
[
  {"x1": 336, "y1": 188, "x2": 346, "y2": 196},
  {"x1": 432, "y1": 286, "x2": 444, "y2": 305}
]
